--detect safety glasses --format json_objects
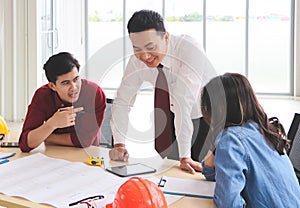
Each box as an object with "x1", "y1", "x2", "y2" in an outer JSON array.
[{"x1": 69, "y1": 195, "x2": 104, "y2": 208}]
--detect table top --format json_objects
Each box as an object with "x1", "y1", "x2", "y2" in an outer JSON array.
[{"x1": 0, "y1": 132, "x2": 214, "y2": 208}]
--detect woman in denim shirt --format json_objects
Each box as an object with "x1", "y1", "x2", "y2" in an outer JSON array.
[{"x1": 200, "y1": 73, "x2": 300, "y2": 208}]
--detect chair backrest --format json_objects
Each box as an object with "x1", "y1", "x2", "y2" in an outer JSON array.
[
  {"x1": 99, "y1": 98, "x2": 114, "y2": 148},
  {"x1": 287, "y1": 113, "x2": 300, "y2": 183},
  {"x1": 287, "y1": 113, "x2": 300, "y2": 152}
]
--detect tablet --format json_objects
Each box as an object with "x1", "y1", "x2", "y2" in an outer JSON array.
[
  {"x1": 106, "y1": 163, "x2": 156, "y2": 177},
  {"x1": 0, "y1": 142, "x2": 19, "y2": 148}
]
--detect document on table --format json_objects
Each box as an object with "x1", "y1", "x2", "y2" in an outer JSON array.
[
  {"x1": 0, "y1": 153, "x2": 126, "y2": 207},
  {"x1": 155, "y1": 176, "x2": 216, "y2": 198}
]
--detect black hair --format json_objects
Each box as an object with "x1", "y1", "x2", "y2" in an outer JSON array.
[
  {"x1": 127, "y1": 10, "x2": 166, "y2": 34},
  {"x1": 201, "y1": 73, "x2": 289, "y2": 155},
  {"x1": 43, "y1": 52, "x2": 80, "y2": 83}
]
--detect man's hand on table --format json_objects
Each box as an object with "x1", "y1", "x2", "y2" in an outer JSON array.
[
  {"x1": 180, "y1": 157, "x2": 202, "y2": 174},
  {"x1": 109, "y1": 143, "x2": 129, "y2": 162}
]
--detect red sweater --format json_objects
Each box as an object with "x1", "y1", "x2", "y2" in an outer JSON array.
[{"x1": 19, "y1": 79, "x2": 106, "y2": 152}]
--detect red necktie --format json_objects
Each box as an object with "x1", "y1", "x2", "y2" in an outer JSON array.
[{"x1": 154, "y1": 64, "x2": 172, "y2": 158}]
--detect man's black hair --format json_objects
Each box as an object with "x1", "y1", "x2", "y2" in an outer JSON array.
[
  {"x1": 43, "y1": 52, "x2": 80, "y2": 83},
  {"x1": 127, "y1": 10, "x2": 166, "y2": 34}
]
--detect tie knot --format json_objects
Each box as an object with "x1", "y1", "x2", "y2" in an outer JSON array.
[{"x1": 157, "y1": 64, "x2": 163, "y2": 70}]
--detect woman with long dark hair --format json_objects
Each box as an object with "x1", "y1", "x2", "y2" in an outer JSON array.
[{"x1": 201, "y1": 73, "x2": 300, "y2": 207}]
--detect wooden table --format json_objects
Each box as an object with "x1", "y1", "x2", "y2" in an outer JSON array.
[{"x1": 0, "y1": 133, "x2": 214, "y2": 208}]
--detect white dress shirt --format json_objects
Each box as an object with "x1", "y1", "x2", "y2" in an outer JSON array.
[{"x1": 111, "y1": 34, "x2": 217, "y2": 158}]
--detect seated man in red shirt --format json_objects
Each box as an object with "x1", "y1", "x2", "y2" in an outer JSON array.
[{"x1": 19, "y1": 52, "x2": 106, "y2": 152}]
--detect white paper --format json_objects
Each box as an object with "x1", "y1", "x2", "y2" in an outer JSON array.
[
  {"x1": 143, "y1": 176, "x2": 183, "y2": 205},
  {"x1": 0, "y1": 153, "x2": 182, "y2": 208},
  {"x1": 154, "y1": 176, "x2": 215, "y2": 198},
  {"x1": 0, "y1": 153, "x2": 126, "y2": 207}
]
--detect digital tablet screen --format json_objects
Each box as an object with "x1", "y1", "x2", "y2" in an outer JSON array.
[{"x1": 106, "y1": 163, "x2": 156, "y2": 177}]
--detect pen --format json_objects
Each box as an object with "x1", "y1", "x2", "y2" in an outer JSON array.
[
  {"x1": 163, "y1": 191, "x2": 213, "y2": 199},
  {"x1": 58, "y1": 108, "x2": 85, "y2": 114},
  {"x1": 58, "y1": 107, "x2": 69, "y2": 112},
  {"x1": 69, "y1": 195, "x2": 104, "y2": 206},
  {"x1": 0, "y1": 152, "x2": 16, "y2": 159},
  {"x1": 0, "y1": 159, "x2": 9, "y2": 165}
]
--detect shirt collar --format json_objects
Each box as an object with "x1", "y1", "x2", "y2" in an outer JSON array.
[
  {"x1": 53, "y1": 91, "x2": 72, "y2": 109},
  {"x1": 160, "y1": 36, "x2": 173, "y2": 69},
  {"x1": 160, "y1": 49, "x2": 171, "y2": 69}
]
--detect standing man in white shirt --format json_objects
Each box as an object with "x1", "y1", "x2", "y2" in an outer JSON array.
[{"x1": 109, "y1": 9, "x2": 217, "y2": 174}]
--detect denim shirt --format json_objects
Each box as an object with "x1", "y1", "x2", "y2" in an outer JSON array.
[{"x1": 203, "y1": 122, "x2": 300, "y2": 208}]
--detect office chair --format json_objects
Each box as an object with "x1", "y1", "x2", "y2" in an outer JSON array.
[
  {"x1": 99, "y1": 98, "x2": 114, "y2": 148},
  {"x1": 166, "y1": 113, "x2": 210, "y2": 161},
  {"x1": 191, "y1": 117, "x2": 210, "y2": 162},
  {"x1": 287, "y1": 113, "x2": 300, "y2": 183}
]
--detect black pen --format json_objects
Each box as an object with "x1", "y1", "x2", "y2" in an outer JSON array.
[
  {"x1": 69, "y1": 195, "x2": 104, "y2": 206},
  {"x1": 58, "y1": 107, "x2": 85, "y2": 114}
]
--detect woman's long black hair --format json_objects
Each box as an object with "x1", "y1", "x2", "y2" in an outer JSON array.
[{"x1": 201, "y1": 73, "x2": 289, "y2": 155}]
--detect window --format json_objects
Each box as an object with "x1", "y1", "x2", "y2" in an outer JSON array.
[
  {"x1": 206, "y1": 0, "x2": 246, "y2": 75},
  {"x1": 248, "y1": 0, "x2": 292, "y2": 94},
  {"x1": 86, "y1": 1, "x2": 294, "y2": 95},
  {"x1": 87, "y1": 0, "x2": 124, "y2": 90},
  {"x1": 87, "y1": 0, "x2": 163, "y2": 91},
  {"x1": 41, "y1": 0, "x2": 55, "y2": 84},
  {"x1": 165, "y1": 0, "x2": 204, "y2": 44},
  {"x1": 40, "y1": 0, "x2": 85, "y2": 85}
]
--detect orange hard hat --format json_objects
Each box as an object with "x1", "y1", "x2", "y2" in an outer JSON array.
[{"x1": 106, "y1": 177, "x2": 167, "y2": 208}]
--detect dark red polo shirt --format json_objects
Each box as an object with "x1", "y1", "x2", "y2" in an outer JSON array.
[{"x1": 19, "y1": 79, "x2": 106, "y2": 152}]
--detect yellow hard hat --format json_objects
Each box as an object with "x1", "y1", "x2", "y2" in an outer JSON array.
[{"x1": 0, "y1": 116, "x2": 10, "y2": 136}]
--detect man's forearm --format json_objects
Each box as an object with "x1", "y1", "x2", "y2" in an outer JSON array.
[
  {"x1": 45, "y1": 133, "x2": 73, "y2": 146},
  {"x1": 27, "y1": 122, "x2": 57, "y2": 148}
]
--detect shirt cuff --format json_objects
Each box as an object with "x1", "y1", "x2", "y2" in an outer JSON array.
[
  {"x1": 178, "y1": 141, "x2": 191, "y2": 158},
  {"x1": 201, "y1": 160, "x2": 216, "y2": 181},
  {"x1": 112, "y1": 131, "x2": 125, "y2": 145}
]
